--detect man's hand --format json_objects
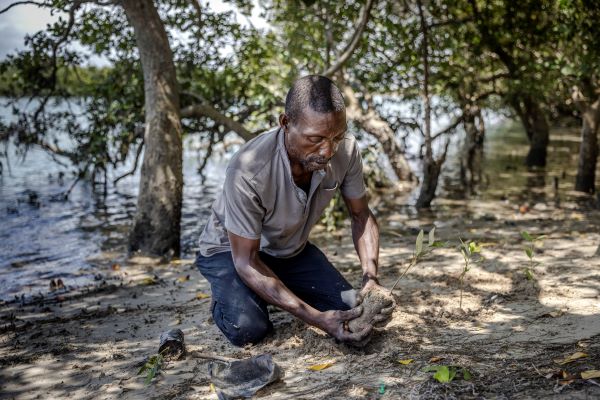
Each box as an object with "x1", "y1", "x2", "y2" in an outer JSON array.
[
  {"x1": 317, "y1": 306, "x2": 372, "y2": 343},
  {"x1": 357, "y1": 278, "x2": 396, "y2": 327}
]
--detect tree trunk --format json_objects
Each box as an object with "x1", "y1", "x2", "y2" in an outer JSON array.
[
  {"x1": 415, "y1": 0, "x2": 446, "y2": 209},
  {"x1": 459, "y1": 104, "x2": 485, "y2": 192},
  {"x1": 575, "y1": 97, "x2": 600, "y2": 194},
  {"x1": 343, "y1": 85, "x2": 414, "y2": 181},
  {"x1": 511, "y1": 95, "x2": 549, "y2": 167},
  {"x1": 122, "y1": 0, "x2": 183, "y2": 256}
]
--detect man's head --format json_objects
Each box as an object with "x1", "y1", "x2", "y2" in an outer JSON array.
[{"x1": 279, "y1": 75, "x2": 347, "y2": 172}]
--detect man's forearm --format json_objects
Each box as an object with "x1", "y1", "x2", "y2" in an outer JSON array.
[
  {"x1": 351, "y1": 209, "x2": 380, "y2": 285},
  {"x1": 233, "y1": 254, "x2": 323, "y2": 326}
]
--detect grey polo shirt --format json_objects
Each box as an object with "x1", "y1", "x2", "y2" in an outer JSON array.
[{"x1": 198, "y1": 127, "x2": 366, "y2": 258}]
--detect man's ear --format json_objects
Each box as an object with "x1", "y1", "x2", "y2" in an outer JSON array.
[{"x1": 279, "y1": 113, "x2": 288, "y2": 130}]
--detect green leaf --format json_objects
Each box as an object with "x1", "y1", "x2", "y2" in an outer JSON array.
[
  {"x1": 137, "y1": 363, "x2": 148, "y2": 376},
  {"x1": 462, "y1": 368, "x2": 472, "y2": 381},
  {"x1": 428, "y1": 227, "x2": 435, "y2": 246},
  {"x1": 432, "y1": 366, "x2": 455, "y2": 383},
  {"x1": 468, "y1": 242, "x2": 481, "y2": 254},
  {"x1": 525, "y1": 248, "x2": 533, "y2": 258},
  {"x1": 416, "y1": 230, "x2": 424, "y2": 256},
  {"x1": 521, "y1": 231, "x2": 533, "y2": 242}
]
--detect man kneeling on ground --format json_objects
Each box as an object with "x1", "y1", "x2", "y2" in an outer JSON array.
[{"x1": 196, "y1": 75, "x2": 394, "y2": 346}]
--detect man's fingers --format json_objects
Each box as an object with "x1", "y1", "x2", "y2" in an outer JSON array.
[
  {"x1": 379, "y1": 304, "x2": 395, "y2": 316},
  {"x1": 342, "y1": 324, "x2": 372, "y2": 342},
  {"x1": 341, "y1": 305, "x2": 363, "y2": 321},
  {"x1": 371, "y1": 313, "x2": 392, "y2": 327}
]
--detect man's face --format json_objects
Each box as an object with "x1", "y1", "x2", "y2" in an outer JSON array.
[{"x1": 280, "y1": 108, "x2": 347, "y2": 172}]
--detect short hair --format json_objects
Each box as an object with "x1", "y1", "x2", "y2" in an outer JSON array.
[{"x1": 284, "y1": 75, "x2": 345, "y2": 124}]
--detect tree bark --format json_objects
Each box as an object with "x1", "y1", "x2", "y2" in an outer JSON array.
[
  {"x1": 511, "y1": 95, "x2": 550, "y2": 167},
  {"x1": 459, "y1": 103, "x2": 485, "y2": 192},
  {"x1": 343, "y1": 85, "x2": 413, "y2": 181},
  {"x1": 121, "y1": 0, "x2": 183, "y2": 256},
  {"x1": 574, "y1": 94, "x2": 600, "y2": 194},
  {"x1": 416, "y1": 0, "x2": 446, "y2": 209}
]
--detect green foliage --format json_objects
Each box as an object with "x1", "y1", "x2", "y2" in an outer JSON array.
[
  {"x1": 423, "y1": 365, "x2": 472, "y2": 383},
  {"x1": 458, "y1": 238, "x2": 483, "y2": 309},
  {"x1": 137, "y1": 353, "x2": 164, "y2": 384},
  {"x1": 389, "y1": 227, "x2": 446, "y2": 293}
]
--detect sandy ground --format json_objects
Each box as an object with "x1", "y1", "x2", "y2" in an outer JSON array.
[{"x1": 1, "y1": 195, "x2": 600, "y2": 399}]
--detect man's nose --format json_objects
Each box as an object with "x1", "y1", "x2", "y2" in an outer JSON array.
[{"x1": 319, "y1": 140, "x2": 337, "y2": 159}]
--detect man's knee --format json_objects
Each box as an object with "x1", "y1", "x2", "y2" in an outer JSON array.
[{"x1": 213, "y1": 304, "x2": 272, "y2": 347}]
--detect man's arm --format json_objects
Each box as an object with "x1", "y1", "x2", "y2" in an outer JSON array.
[
  {"x1": 343, "y1": 194, "x2": 380, "y2": 288},
  {"x1": 344, "y1": 194, "x2": 394, "y2": 326},
  {"x1": 228, "y1": 232, "x2": 371, "y2": 342}
]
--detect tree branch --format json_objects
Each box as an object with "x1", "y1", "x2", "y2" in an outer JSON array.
[
  {"x1": 113, "y1": 138, "x2": 144, "y2": 184},
  {"x1": 180, "y1": 102, "x2": 255, "y2": 141},
  {"x1": 0, "y1": 1, "x2": 49, "y2": 14},
  {"x1": 322, "y1": 0, "x2": 375, "y2": 77}
]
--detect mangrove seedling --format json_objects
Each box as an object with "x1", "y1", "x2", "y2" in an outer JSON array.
[
  {"x1": 389, "y1": 227, "x2": 446, "y2": 293},
  {"x1": 521, "y1": 231, "x2": 545, "y2": 280},
  {"x1": 138, "y1": 352, "x2": 164, "y2": 384},
  {"x1": 458, "y1": 239, "x2": 483, "y2": 310},
  {"x1": 423, "y1": 365, "x2": 472, "y2": 383},
  {"x1": 348, "y1": 228, "x2": 445, "y2": 341}
]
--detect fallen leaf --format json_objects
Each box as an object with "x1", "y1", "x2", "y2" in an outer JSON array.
[
  {"x1": 177, "y1": 275, "x2": 190, "y2": 283},
  {"x1": 141, "y1": 277, "x2": 157, "y2": 286},
  {"x1": 554, "y1": 352, "x2": 588, "y2": 365},
  {"x1": 429, "y1": 356, "x2": 445, "y2": 363},
  {"x1": 581, "y1": 370, "x2": 600, "y2": 380},
  {"x1": 308, "y1": 362, "x2": 335, "y2": 371},
  {"x1": 398, "y1": 359, "x2": 414, "y2": 365},
  {"x1": 111, "y1": 263, "x2": 121, "y2": 271},
  {"x1": 196, "y1": 293, "x2": 210, "y2": 300},
  {"x1": 209, "y1": 383, "x2": 216, "y2": 392}
]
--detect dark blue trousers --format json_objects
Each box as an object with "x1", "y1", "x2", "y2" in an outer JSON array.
[{"x1": 196, "y1": 243, "x2": 355, "y2": 346}]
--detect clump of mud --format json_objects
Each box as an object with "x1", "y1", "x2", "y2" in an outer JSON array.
[{"x1": 348, "y1": 286, "x2": 395, "y2": 334}]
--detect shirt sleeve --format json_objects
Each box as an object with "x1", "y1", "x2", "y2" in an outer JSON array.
[
  {"x1": 222, "y1": 168, "x2": 264, "y2": 240},
  {"x1": 340, "y1": 138, "x2": 367, "y2": 199}
]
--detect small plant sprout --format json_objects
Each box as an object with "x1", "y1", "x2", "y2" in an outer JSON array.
[
  {"x1": 389, "y1": 227, "x2": 446, "y2": 294},
  {"x1": 138, "y1": 352, "x2": 165, "y2": 384},
  {"x1": 423, "y1": 365, "x2": 472, "y2": 383},
  {"x1": 458, "y1": 239, "x2": 483, "y2": 310},
  {"x1": 521, "y1": 231, "x2": 546, "y2": 280}
]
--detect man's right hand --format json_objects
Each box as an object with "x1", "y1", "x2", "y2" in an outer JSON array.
[{"x1": 317, "y1": 306, "x2": 372, "y2": 343}]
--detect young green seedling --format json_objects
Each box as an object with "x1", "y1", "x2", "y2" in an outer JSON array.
[
  {"x1": 458, "y1": 238, "x2": 483, "y2": 310},
  {"x1": 521, "y1": 231, "x2": 545, "y2": 280},
  {"x1": 423, "y1": 365, "x2": 472, "y2": 383},
  {"x1": 389, "y1": 227, "x2": 446, "y2": 294},
  {"x1": 138, "y1": 352, "x2": 164, "y2": 384}
]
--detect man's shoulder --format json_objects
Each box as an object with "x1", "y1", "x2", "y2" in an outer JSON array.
[{"x1": 227, "y1": 127, "x2": 280, "y2": 182}]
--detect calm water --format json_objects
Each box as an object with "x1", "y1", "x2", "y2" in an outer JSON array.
[{"x1": 0, "y1": 105, "x2": 591, "y2": 301}]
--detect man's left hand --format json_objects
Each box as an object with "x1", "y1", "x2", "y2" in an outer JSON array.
[{"x1": 356, "y1": 277, "x2": 396, "y2": 327}]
